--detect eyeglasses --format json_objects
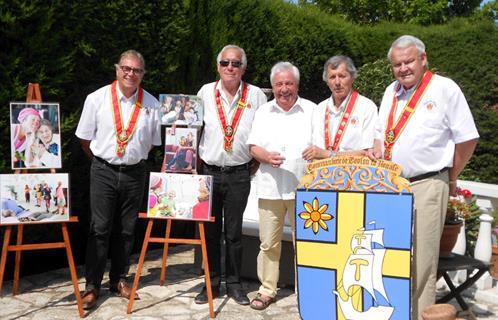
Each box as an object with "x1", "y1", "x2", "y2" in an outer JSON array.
[
  {"x1": 116, "y1": 64, "x2": 145, "y2": 75},
  {"x1": 219, "y1": 60, "x2": 243, "y2": 68}
]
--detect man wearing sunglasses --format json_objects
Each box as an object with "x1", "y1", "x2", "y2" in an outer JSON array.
[
  {"x1": 76, "y1": 50, "x2": 161, "y2": 310},
  {"x1": 196, "y1": 45, "x2": 267, "y2": 305}
]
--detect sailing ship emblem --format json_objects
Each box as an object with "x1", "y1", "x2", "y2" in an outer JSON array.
[{"x1": 334, "y1": 221, "x2": 394, "y2": 319}]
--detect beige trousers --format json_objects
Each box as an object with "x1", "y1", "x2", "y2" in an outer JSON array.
[
  {"x1": 411, "y1": 172, "x2": 449, "y2": 320},
  {"x1": 256, "y1": 199, "x2": 296, "y2": 298}
]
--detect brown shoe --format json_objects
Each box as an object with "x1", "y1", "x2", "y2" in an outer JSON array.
[
  {"x1": 109, "y1": 280, "x2": 136, "y2": 300},
  {"x1": 81, "y1": 289, "x2": 98, "y2": 310}
]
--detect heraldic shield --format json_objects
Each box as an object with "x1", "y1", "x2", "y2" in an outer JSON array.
[{"x1": 295, "y1": 156, "x2": 413, "y2": 320}]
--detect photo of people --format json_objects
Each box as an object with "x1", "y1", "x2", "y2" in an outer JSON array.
[
  {"x1": 164, "y1": 127, "x2": 198, "y2": 173},
  {"x1": 147, "y1": 173, "x2": 212, "y2": 221},
  {"x1": 1, "y1": 173, "x2": 69, "y2": 224},
  {"x1": 158, "y1": 94, "x2": 203, "y2": 126},
  {"x1": 10, "y1": 102, "x2": 62, "y2": 169}
]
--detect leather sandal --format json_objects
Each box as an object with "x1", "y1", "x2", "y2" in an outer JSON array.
[{"x1": 250, "y1": 293, "x2": 275, "y2": 310}]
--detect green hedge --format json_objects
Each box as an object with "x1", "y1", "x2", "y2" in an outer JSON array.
[{"x1": 1, "y1": 0, "x2": 497, "y2": 185}]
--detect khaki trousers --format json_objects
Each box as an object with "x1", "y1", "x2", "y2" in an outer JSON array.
[
  {"x1": 411, "y1": 172, "x2": 449, "y2": 319},
  {"x1": 256, "y1": 199, "x2": 296, "y2": 298}
]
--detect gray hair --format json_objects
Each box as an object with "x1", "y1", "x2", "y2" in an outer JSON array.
[
  {"x1": 270, "y1": 61, "x2": 300, "y2": 86},
  {"x1": 322, "y1": 55, "x2": 357, "y2": 81},
  {"x1": 387, "y1": 35, "x2": 426, "y2": 62},
  {"x1": 117, "y1": 49, "x2": 145, "y2": 70},
  {"x1": 216, "y1": 44, "x2": 247, "y2": 66}
]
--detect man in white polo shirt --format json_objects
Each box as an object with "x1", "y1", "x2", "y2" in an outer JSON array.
[
  {"x1": 195, "y1": 44, "x2": 267, "y2": 305},
  {"x1": 247, "y1": 61, "x2": 314, "y2": 310},
  {"x1": 303, "y1": 55, "x2": 377, "y2": 161},
  {"x1": 76, "y1": 50, "x2": 161, "y2": 310},
  {"x1": 371, "y1": 35, "x2": 479, "y2": 319}
]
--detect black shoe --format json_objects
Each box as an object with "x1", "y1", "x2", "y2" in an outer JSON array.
[
  {"x1": 194, "y1": 286, "x2": 220, "y2": 304},
  {"x1": 227, "y1": 287, "x2": 250, "y2": 305}
]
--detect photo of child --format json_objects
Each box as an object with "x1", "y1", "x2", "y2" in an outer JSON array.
[
  {"x1": 10, "y1": 102, "x2": 61, "y2": 170},
  {"x1": 147, "y1": 173, "x2": 212, "y2": 221}
]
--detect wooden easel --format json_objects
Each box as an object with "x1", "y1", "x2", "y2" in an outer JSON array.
[
  {"x1": 0, "y1": 83, "x2": 84, "y2": 318},
  {"x1": 127, "y1": 158, "x2": 215, "y2": 318},
  {"x1": 127, "y1": 213, "x2": 215, "y2": 318}
]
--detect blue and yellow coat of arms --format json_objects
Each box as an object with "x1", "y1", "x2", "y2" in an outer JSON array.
[{"x1": 295, "y1": 156, "x2": 413, "y2": 320}]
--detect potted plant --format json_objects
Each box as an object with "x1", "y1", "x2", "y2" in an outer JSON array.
[
  {"x1": 490, "y1": 208, "x2": 498, "y2": 279},
  {"x1": 440, "y1": 188, "x2": 474, "y2": 257}
]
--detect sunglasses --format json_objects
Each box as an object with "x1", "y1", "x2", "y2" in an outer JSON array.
[{"x1": 219, "y1": 60, "x2": 243, "y2": 68}]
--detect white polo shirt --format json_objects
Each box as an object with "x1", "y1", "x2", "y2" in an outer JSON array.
[
  {"x1": 75, "y1": 84, "x2": 162, "y2": 165},
  {"x1": 313, "y1": 92, "x2": 378, "y2": 151},
  {"x1": 247, "y1": 97, "x2": 315, "y2": 200},
  {"x1": 197, "y1": 81, "x2": 267, "y2": 167},
  {"x1": 377, "y1": 74, "x2": 479, "y2": 178}
]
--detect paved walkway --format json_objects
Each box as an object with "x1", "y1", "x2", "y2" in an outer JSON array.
[{"x1": 0, "y1": 245, "x2": 497, "y2": 319}]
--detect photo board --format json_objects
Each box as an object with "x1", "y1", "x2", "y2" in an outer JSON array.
[
  {"x1": 147, "y1": 173, "x2": 212, "y2": 221},
  {"x1": 1, "y1": 173, "x2": 69, "y2": 224},
  {"x1": 164, "y1": 127, "x2": 198, "y2": 173},
  {"x1": 10, "y1": 102, "x2": 62, "y2": 170},
  {"x1": 158, "y1": 94, "x2": 203, "y2": 126}
]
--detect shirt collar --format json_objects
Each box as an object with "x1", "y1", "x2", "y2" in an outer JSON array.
[
  {"x1": 271, "y1": 96, "x2": 304, "y2": 113},
  {"x1": 216, "y1": 80, "x2": 243, "y2": 102},
  {"x1": 329, "y1": 91, "x2": 352, "y2": 113},
  {"x1": 116, "y1": 84, "x2": 138, "y2": 103},
  {"x1": 395, "y1": 81, "x2": 417, "y2": 98}
]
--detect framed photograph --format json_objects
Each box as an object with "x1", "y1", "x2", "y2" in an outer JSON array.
[
  {"x1": 164, "y1": 127, "x2": 198, "y2": 173},
  {"x1": 158, "y1": 94, "x2": 203, "y2": 126},
  {"x1": 10, "y1": 102, "x2": 62, "y2": 170},
  {"x1": 1, "y1": 173, "x2": 69, "y2": 225},
  {"x1": 147, "y1": 173, "x2": 212, "y2": 221}
]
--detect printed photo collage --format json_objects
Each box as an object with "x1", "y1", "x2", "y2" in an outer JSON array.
[{"x1": 2, "y1": 102, "x2": 69, "y2": 225}]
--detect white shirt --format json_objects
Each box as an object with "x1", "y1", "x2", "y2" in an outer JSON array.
[
  {"x1": 313, "y1": 92, "x2": 378, "y2": 151},
  {"x1": 75, "y1": 84, "x2": 161, "y2": 165},
  {"x1": 197, "y1": 81, "x2": 267, "y2": 166},
  {"x1": 247, "y1": 97, "x2": 315, "y2": 200},
  {"x1": 376, "y1": 74, "x2": 479, "y2": 178}
]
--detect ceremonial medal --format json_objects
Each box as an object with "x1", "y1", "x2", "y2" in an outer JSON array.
[
  {"x1": 214, "y1": 81, "x2": 249, "y2": 152},
  {"x1": 110, "y1": 81, "x2": 143, "y2": 157},
  {"x1": 383, "y1": 71, "x2": 434, "y2": 161},
  {"x1": 118, "y1": 132, "x2": 128, "y2": 142},
  {"x1": 386, "y1": 130, "x2": 395, "y2": 143}
]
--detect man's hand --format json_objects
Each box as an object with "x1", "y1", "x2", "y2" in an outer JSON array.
[
  {"x1": 267, "y1": 152, "x2": 285, "y2": 168},
  {"x1": 367, "y1": 139, "x2": 382, "y2": 160},
  {"x1": 302, "y1": 145, "x2": 329, "y2": 161}
]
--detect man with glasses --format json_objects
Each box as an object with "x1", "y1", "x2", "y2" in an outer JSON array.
[
  {"x1": 195, "y1": 44, "x2": 267, "y2": 305},
  {"x1": 76, "y1": 49, "x2": 161, "y2": 310}
]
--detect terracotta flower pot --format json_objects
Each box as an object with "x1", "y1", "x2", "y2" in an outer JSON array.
[
  {"x1": 490, "y1": 245, "x2": 498, "y2": 280},
  {"x1": 439, "y1": 222, "x2": 463, "y2": 258}
]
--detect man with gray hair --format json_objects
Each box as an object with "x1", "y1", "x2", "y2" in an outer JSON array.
[
  {"x1": 303, "y1": 55, "x2": 378, "y2": 161},
  {"x1": 195, "y1": 44, "x2": 267, "y2": 305},
  {"x1": 371, "y1": 35, "x2": 479, "y2": 319},
  {"x1": 247, "y1": 61, "x2": 314, "y2": 310},
  {"x1": 76, "y1": 49, "x2": 161, "y2": 310}
]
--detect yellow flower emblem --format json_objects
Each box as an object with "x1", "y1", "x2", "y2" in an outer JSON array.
[{"x1": 299, "y1": 197, "x2": 334, "y2": 234}]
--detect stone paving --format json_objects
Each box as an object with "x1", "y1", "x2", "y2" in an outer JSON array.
[{"x1": 0, "y1": 245, "x2": 497, "y2": 320}]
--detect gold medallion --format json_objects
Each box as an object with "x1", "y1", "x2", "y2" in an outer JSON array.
[
  {"x1": 118, "y1": 132, "x2": 128, "y2": 142},
  {"x1": 225, "y1": 125, "x2": 233, "y2": 137},
  {"x1": 386, "y1": 130, "x2": 395, "y2": 143}
]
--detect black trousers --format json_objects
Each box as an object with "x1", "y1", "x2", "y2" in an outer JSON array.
[
  {"x1": 85, "y1": 157, "x2": 146, "y2": 291},
  {"x1": 203, "y1": 164, "x2": 251, "y2": 289}
]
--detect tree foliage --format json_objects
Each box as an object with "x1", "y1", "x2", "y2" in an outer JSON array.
[{"x1": 303, "y1": 0, "x2": 484, "y2": 24}]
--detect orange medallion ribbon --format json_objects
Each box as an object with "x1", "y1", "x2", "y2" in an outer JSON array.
[
  {"x1": 110, "y1": 80, "x2": 143, "y2": 157},
  {"x1": 214, "y1": 81, "x2": 249, "y2": 152},
  {"x1": 383, "y1": 71, "x2": 433, "y2": 160},
  {"x1": 324, "y1": 90, "x2": 359, "y2": 152}
]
